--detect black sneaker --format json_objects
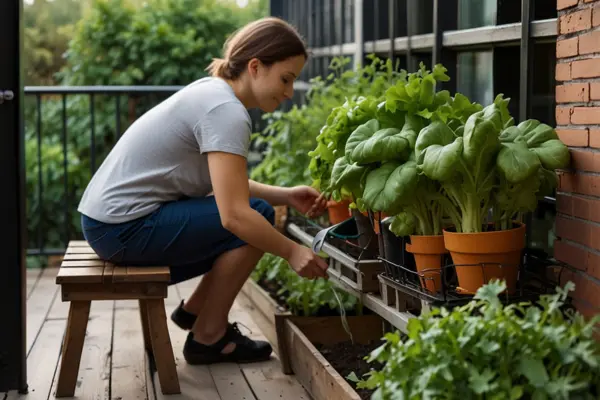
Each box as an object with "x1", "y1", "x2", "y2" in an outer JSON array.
[
  {"x1": 183, "y1": 322, "x2": 273, "y2": 365},
  {"x1": 171, "y1": 300, "x2": 196, "y2": 330}
]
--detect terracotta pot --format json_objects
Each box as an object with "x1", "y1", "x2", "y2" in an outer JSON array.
[
  {"x1": 443, "y1": 222, "x2": 526, "y2": 295},
  {"x1": 405, "y1": 235, "x2": 447, "y2": 294},
  {"x1": 327, "y1": 200, "x2": 351, "y2": 225}
]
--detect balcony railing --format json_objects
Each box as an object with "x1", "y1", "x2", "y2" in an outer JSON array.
[{"x1": 23, "y1": 84, "x2": 309, "y2": 260}]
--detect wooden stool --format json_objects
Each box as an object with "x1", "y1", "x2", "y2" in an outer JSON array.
[{"x1": 54, "y1": 240, "x2": 181, "y2": 397}]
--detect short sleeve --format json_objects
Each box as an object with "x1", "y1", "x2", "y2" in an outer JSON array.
[{"x1": 194, "y1": 101, "x2": 252, "y2": 158}]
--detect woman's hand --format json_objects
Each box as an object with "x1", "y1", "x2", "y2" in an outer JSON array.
[
  {"x1": 287, "y1": 244, "x2": 329, "y2": 280},
  {"x1": 287, "y1": 185, "x2": 328, "y2": 218}
]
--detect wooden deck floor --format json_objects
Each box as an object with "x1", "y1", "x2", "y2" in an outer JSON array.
[{"x1": 2, "y1": 268, "x2": 310, "y2": 400}]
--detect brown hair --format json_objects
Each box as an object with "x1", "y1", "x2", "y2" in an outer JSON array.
[{"x1": 206, "y1": 17, "x2": 308, "y2": 80}]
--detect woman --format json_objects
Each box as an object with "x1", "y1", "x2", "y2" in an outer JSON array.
[{"x1": 78, "y1": 17, "x2": 329, "y2": 366}]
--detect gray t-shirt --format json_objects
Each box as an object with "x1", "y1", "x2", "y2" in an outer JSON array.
[{"x1": 77, "y1": 77, "x2": 252, "y2": 224}]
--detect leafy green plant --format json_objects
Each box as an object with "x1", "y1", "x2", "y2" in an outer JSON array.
[
  {"x1": 415, "y1": 95, "x2": 570, "y2": 233},
  {"x1": 252, "y1": 253, "x2": 359, "y2": 317},
  {"x1": 352, "y1": 280, "x2": 600, "y2": 399}
]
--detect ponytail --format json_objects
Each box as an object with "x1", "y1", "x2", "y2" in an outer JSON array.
[{"x1": 206, "y1": 58, "x2": 233, "y2": 80}]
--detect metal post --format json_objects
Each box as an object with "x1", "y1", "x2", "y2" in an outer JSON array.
[
  {"x1": 354, "y1": 0, "x2": 364, "y2": 69},
  {"x1": 520, "y1": 0, "x2": 534, "y2": 246},
  {"x1": 0, "y1": 0, "x2": 27, "y2": 393}
]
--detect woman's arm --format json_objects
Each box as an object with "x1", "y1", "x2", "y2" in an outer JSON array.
[
  {"x1": 207, "y1": 151, "x2": 328, "y2": 279},
  {"x1": 248, "y1": 179, "x2": 290, "y2": 206}
]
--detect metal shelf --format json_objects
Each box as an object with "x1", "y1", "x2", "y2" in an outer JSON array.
[{"x1": 287, "y1": 222, "x2": 413, "y2": 333}]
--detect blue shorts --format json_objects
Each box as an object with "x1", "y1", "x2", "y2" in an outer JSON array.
[{"x1": 80, "y1": 197, "x2": 275, "y2": 285}]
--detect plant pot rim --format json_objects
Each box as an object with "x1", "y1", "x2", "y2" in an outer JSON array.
[{"x1": 443, "y1": 221, "x2": 526, "y2": 236}]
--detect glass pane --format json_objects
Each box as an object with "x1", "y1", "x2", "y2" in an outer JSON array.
[
  {"x1": 456, "y1": 51, "x2": 494, "y2": 106},
  {"x1": 458, "y1": 0, "x2": 497, "y2": 29}
]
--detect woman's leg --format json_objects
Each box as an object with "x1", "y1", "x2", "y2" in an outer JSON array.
[
  {"x1": 190, "y1": 245, "x2": 264, "y2": 349},
  {"x1": 81, "y1": 196, "x2": 276, "y2": 364}
]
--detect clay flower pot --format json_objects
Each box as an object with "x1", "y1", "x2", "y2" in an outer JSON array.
[
  {"x1": 405, "y1": 235, "x2": 447, "y2": 294},
  {"x1": 443, "y1": 222, "x2": 526, "y2": 295},
  {"x1": 327, "y1": 199, "x2": 351, "y2": 225}
]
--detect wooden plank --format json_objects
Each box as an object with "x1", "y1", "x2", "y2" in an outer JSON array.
[
  {"x1": 110, "y1": 266, "x2": 170, "y2": 283},
  {"x1": 60, "y1": 260, "x2": 105, "y2": 268},
  {"x1": 209, "y1": 364, "x2": 257, "y2": 400},
  {"x1": 69, "y1": 240, "x2": 91, "y2": 247},
  {"x1": 22, "y1": 319, "x2": 66, "y2": 400},
  {"x1": 145, "y1": 299, "x2": 180, "y2": 394},
  {"x1": 229, "y1": 301, "x2": 310, "y2": 400},
  {"x1": 56, "y1": 267, "x2": 105, "y2": 284},
  {"x1": 120, "y1": 267, "x2": 170, "y2": 283},
  {"x1": 289, "y1": 315, "x2": 383, "y2": 346},
  {"x1": 153, "y1": 313, "x2": 222, "y2": 400},
  {"x1": 103, "y1": 263, "x2": 115, "y2": 283},
  {"x1": 27, "y1": 268, "x2": 60, "y2": 354},
  {"x1": 284, "y1": 319, "x2": 361, "y2": 400},
  {"x1": 239, "y1": 279, "x2": 291, "y2": 349},
  {"x1": 55, "y1": 301, "x2": 92, "y2": 397},
  {"x1": 63, "y1": 253, "x2": 101, "y2": 261},
  {"x1": 111, "y1": 307, "x2": 148, "y2": 400},
  {"x1": 65, "y1": 247, "x2": 96, "y2": 254},
  {"x1": 61, "y1": 282, "x2": 168, "y2": 301}
]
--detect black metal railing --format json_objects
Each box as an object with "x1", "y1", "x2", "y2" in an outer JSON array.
[{"x1": 23, "y1": 85, "x2": 308, "y2": 261}]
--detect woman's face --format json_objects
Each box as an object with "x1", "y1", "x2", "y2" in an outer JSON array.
[{"x1": 248, "y1": 55, "x2": 306, "y2": 112}]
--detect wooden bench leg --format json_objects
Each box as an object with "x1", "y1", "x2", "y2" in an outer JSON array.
[
  {"x1": 143, "y1": 299, "x2": 181, "y2": 394},
  {"x1": 139, "y1": 299, "x2": 152, "y2": 354},
  {"x1": 56, "y1": 301, "x2": 91, "y2": 398}
]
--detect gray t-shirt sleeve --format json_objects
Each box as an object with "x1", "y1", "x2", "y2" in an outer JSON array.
[{"x1": 194, "y1": 101, "x2": 252, "y2": 158}]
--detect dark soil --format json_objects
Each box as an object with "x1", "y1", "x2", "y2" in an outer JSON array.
[{"x1": 314, "y1": 341, "x2": 382, "y2": 400}]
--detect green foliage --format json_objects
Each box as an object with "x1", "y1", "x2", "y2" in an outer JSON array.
[
  {"x1": 24, "y1": 0, "x2": 83, "y2": 85},
  {"x1": 59, "y1": 0, "x2": 240, "y2": 86},
  {"x1": 251, "y1": 253, "x2": 358, "y2": 316},
  {"x1": 354, "y1": 281, "x2": 600, "y2": 399}
]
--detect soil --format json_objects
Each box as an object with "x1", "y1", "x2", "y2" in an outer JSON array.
[{"x1": 315, "y1": 340, "x2": 383, "y2": 400}]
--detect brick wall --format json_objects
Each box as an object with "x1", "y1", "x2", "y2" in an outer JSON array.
[{"x1": 555, "y1": 0, "x2": 600, "y2": 319}]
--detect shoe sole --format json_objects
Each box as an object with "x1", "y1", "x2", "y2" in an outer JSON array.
[{"x1": 183, "y1": 352, "x2": 273, "y2": 365}]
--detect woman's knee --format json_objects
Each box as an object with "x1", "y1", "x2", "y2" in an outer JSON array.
[{"x1": 250, "y1": 198, "x2": 275, "y2": 225}]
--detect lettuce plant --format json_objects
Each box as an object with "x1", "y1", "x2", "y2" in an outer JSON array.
[
  {"x1": 415, "y1": 95, "x2": 570, "y2": 233},
  {"x1": 351, "y1": 280, "x2": 600, "y2": 399}
]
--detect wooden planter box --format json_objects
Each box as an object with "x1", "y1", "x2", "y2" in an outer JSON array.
[
  {"x1": 277, "y1": 314, "x2": 384, "y2": 400},
  {"x1": 240, "y1": 278, "x2": 291, "y2": 347}
]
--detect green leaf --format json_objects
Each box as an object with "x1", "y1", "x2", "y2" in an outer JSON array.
[
  {"x1": 415, "y1": 121, "x2": 463, "y2": 182},
  {"x1": 497, "y1": 141, "x2": 542, "y2": 183},
  {"x1": 346, "y1": 372, "x2": 360, "y2": 383},
  {"x1": 518, "y1": 357, "x2": 549, "y2": 388},
  {"x1": 530, "y1": 139, "x2": 571, "y2": 170},
  {"x1": 362, "y1": 161, "x2": 419, "y2": 214},
  {"x1": 388, "y1": 212, "x2": 416, "y2": 237}
]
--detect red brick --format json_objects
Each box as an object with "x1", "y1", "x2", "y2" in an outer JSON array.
[
  {"x1": 556, "y1": 83, "x2": 590, "y2": 102},
  {"x1": 584, "y1": 0, "x2": 598, "y2": 3},
  {"x1": 572, "y1": 58, "x2": 600, "y2": 78},
  {"x1": 572, "y1": 275, "x2": 600, "y2": 309},
  {"x1": 591, "y1": 129, "x2": 600, "y2": 148},
  {"x1": 560, "y1": 9, "x2": 593, "y2": 34},
  {"x1": 556, "y1": 62, "x2": 572, "y2": 81},
  {"x1": 571, "y1": 107, "x2": 600, "y2": 124},
  {"x1": 555, "y1": 239, "x2": 589, "y2": 271},
  {"x1": 559, "y1": 171, "x2": 600, "y2": 196},
  {"x1": 588, "y1": 252, "x2": 600, "y2": 280},
  {"x1": 557, "y1": 37, "x2": 579, "y2": 58},
  {"x1": 558, "y1": 0, "x2": 579, "y2": 9},
  {"x1": 557, "y1": 128, "x2": 589, "y2": 146},
  {"x1": 556, "y1": 215, "x2": 593, "y2": 248},
  {"x1": 570, "y1": 149, "x2": 600, "y2": 172},
  {"x1": 595, "y1": 4, "x2": 600, "y2": 27},
  {"x1": 591, "y1": 82, "x2": 600, "y2": 100},
  {"x1": 556, "y1": 106, "x2": 572, "y2": 125},
  {"x1": 572, "y1": 299, "x2": 600, "y2": 321},
  {"x1": 579, "y1": 31, "x2": 600, "y2": 55},
  {"x1": 557, "y1": 193, "x2": 600, "y2": 223}
]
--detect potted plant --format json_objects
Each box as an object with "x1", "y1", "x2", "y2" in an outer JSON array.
[
  {"x1": 415, "y1": 95, "x2": 571, "y2": 294},
  {"x1": 352, "y1": 280, "x2": 600, "y2": 399}
]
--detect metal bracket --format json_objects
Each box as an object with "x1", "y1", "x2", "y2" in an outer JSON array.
[{"x1": 0, "y1": 90, "x2": 14, "y2": 104}]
